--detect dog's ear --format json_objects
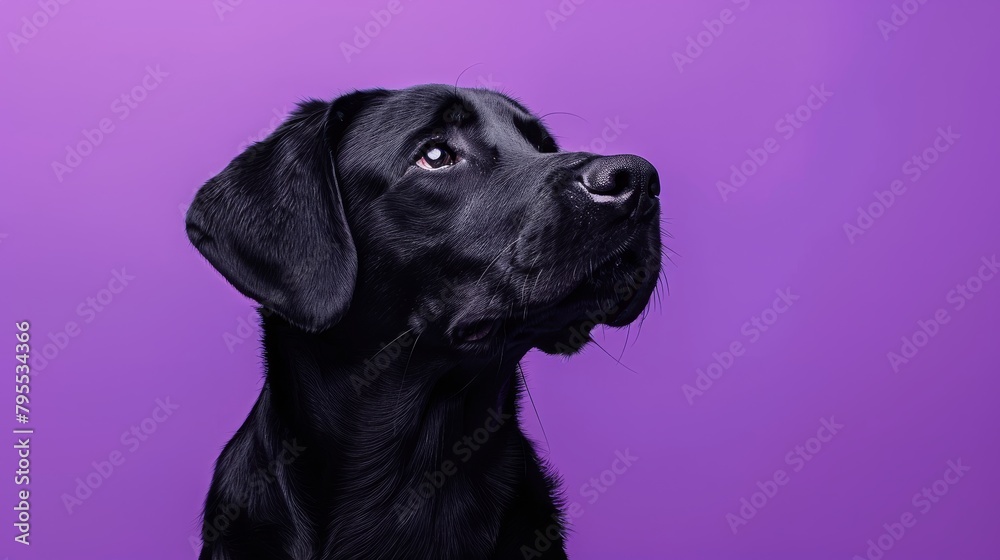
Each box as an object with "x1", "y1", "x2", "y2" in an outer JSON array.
[{"x1": 186, "y1": 92, "x2": 379, "y2": 332}]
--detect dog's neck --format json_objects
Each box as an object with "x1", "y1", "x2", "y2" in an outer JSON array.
[
  {"x1": 204, "y1": 312, "x2": 567, "y2": 557},
  {"x1": 261, "y1": 313, "x2": 521, "y2": 435},
  {"x1": 256, "y1": 312, "x2": 529, "y2": 520}
]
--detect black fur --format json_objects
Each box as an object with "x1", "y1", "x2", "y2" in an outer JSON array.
[{"x1": 186, "y1": 85, "x2": 661, "y2": 559}]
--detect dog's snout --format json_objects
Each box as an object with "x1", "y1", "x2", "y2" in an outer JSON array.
[{"x1": 580, "y1": 155, "x2": 659, "y2": 204}]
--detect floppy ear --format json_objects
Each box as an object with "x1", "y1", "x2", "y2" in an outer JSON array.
[{"x1": 186, "y1": 93, "x2": 374, "y2": 332}]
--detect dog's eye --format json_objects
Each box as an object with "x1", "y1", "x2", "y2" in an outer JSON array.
[{"x1": 416, "y1": 142, "x2": 457, "y2": 170}]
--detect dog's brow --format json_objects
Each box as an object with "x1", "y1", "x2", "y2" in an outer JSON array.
[
  {"x1": 499, "y1": 95, "x2": 534, "y2": 118},
  {"x1": 513, "y1": 115, "x2": 552, "y2": 148},
  {"x1": 438, "y1": 95, "x2": 476, "y2": 127},
  {"x1": 399, "y1": 97, "x2": 477, "y2": 149}
]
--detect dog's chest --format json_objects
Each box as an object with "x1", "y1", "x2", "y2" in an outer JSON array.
[{"x1": 319, "y1": 426, "x2": 523, "y2": 558}]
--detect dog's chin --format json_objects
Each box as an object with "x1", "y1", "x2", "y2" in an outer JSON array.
[
  {"x1": 445, "y1": 269, "x2": 657, "y2": 358},
  {"x1": 442, "y1": 237, "x2": 661, "y2": 358},
  {"x1": 529, "y1": 251, "x2": 660, "y2": 356}
]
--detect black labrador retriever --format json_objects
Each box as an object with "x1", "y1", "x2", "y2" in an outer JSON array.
[{"x1": 186, "y1": 84, "x2": 661, "y2": 559}]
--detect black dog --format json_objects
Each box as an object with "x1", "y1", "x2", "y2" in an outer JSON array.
[{"x1": 186, "y1": 84, "x2": 661, "y2": 559}]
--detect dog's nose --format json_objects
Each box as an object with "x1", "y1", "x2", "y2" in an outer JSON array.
[{"x1": 580, "y1": 155, "x2": 659, "y2": 205}]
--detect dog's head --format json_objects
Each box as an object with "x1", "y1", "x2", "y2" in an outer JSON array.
[{"x1": 187, "y1": 85, "x2": 661, "y2": 358}]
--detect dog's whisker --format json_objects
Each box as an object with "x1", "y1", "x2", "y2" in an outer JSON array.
[
  {"x1": 521, "y1": 253, "x2": 540, "y2": 319},
  {"x1": 537, "y1": 111, "x2": 588, "y2": 124},
  {"x1": 392, "y1": 332, "x2": 421, "y2": 437},
  {"x1": 518, "y1": 364, "x2": 550, "y2": 453},
  {"x1": 454, "y1": 62, "x2": 485, "y2": 92},
  {"x1": 487, "y1": 269, "x2": 517, "y2": 310},
  {"x1": 475, "y1": 239, "x2": 519, "y2": 290},
  {"x1": 658, "y1": 268, "x2": 671, "y2": 296},
  {"x1": 526, "y1": 266, "x2": 546, "y2": 320},
  {"x1": 496, "y1": 321, "x2": 508, "y2": 381},
  {"x1": 632, "y1": 310, "x2": 647, "y2": 347},
  {"x1": 372, "y1": 327, "x2": 414, "y2": 361},
  {"x1": 453, "y1": 367, "x2": 483, "y2": 397},
  {"x1": 591, "y1": 339, "x2": 640, "y2": 375},
  {"x1": 618, "y1": 325, "x2": 631, "y2": 361},
  {"x1": 487, "y1": 286, "x2": 502, "y2": 309}
]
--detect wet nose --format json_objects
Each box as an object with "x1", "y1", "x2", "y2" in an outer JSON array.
[{"x1": 580, "y1": 154, "x2": 660, "y2": 200}]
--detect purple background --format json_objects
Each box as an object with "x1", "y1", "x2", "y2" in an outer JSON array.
[{"x1": 3, "y1": 0, "x2": 999, "y2": 558}]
